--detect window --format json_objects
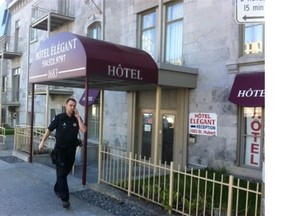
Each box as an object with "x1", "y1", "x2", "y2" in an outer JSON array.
[
  {"x1": 2, "y1": 75, "x2": 7, "y2": 92},
  {"x1": 58, "y1": 0, "x2": 69, "y2": 15},
  {"x1": 88, "y1": 104, "x2": 100, "y2": 140},
  {"x1": 31, "y1": 8, "x2": 38, "y2": 41},
  {"x1": 239, "y1": 107, "x2": 264, "y2": 169},
  {"x1": 242, "y1": 23, "x2": 264, "y2": 55},
  {"x1": 2, "y1": 9, "x2": 8, "y2": 25},
  {"x1": 87, "y1": 22, "x2": 101, "y2": 39},
  {"x1": 12, "y1": 68, "x2": 20, "y2": 102},
  {"x1": 50, "y1": 109, "x2": 56, "y2": 123},
  {"x1": 30, "y1": 28, "x2": 37, "y2": 42},
  {"x1": 14, "y1": 20, "x2": 20, "y2": 52},
  {"x1": 165, "y1": 2, "x2": 183, "y2": 65},
  {"x1": 140, "y1": 11, "x2": 156, "y2": 59}
]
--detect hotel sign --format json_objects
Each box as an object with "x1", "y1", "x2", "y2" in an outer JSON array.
[
  {"x1": 189, "y1": 113, "x2": 217, "y2": 136},
  {"x1": 29, "y1": 33, "x2": 86, "y2": 83},
  {"x1": 29, "y1": 32, "x2": 158, "y2": 85}
]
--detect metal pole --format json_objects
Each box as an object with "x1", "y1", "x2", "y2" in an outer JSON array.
[
  {"x1": 82, "y1": 78, "x2": 89, "y2": 185},
  {"x1": 153, "y1": 85, "x2": 161, "y2": 165},
  {"x1": 29, "y1": 83, "x2": 35, "y2": 163},
  {"x1": 98, "y1": 89, "x2": 104, "y2": 183}
]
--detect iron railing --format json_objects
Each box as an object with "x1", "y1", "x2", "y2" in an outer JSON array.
[
  {"x1": 99, "y1": 147, "x2": 263, "y2": 216},
  {"x1": 14, "y1": 125, "x2": 54, "y2": 154},
  {"x1": 31, "y1": 0, "x2": 74, "y2": 23},
  {"x1": 0, "y1": 35, "x2": 22, "y2": 53},
  {"x1": 13, "y1": 125, "x2": 263, "y2": 215}
]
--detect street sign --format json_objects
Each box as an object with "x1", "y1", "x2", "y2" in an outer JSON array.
[{"x1": 236, "y1": 0, "x2": 265, "y2": 23}]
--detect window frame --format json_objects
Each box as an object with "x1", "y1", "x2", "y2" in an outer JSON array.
[
  {"x1": 87, "y1": 21, "x2": 102, "y2": 40},
  {"x1": 30, "y1": 28, "x2": 37, "y2": 43},
  {"x1": 239, "y1": 23, "x2": 265, "y2": 57},
  {"x1": 164, "y1": 1, "x2": 184, "y2": 65},
  {"x1": 139, "y1": 9, "x2": 157, "y2": 60},
  {"x1": 2, "y1": 75, "x2": 7, "y2": 92}
]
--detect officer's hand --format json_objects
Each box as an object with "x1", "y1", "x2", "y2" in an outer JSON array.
[
  {"x1": 38, "y1": 142, "x2": 44, "y2": 152},
  {"x1": 74, "y1": 109, "x2": 80, "y2": 118}
]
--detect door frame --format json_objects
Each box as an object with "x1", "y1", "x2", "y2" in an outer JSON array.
[
  {"x1": 137, "y1": 109, "x2": 155, "y2": 160},
  {"x1": 159, "y1": 110, "x2": 177, "y2": 164}
]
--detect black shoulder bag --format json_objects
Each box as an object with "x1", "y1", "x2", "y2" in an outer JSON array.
[{"x1": 76, "y1": 132, "x2": 83, "y2": 147}]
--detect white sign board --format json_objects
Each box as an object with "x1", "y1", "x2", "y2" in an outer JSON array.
[
  {"x1": 189, "y1": 113, "x2": 217, "y2": 136},
  {"x1": 236, "y1": 0, "x2": 265, "y2": 23}
]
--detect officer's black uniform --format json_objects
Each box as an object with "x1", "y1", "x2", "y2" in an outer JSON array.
[{"x1": 48, "y1": 112, "x2": 79, "y2": 203}]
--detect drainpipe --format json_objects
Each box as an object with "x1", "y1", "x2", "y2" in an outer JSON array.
[
  {"x1": 101, "y1": 0, "x2": 105, "y2": 40},
  {"x1": 26, "y1": 25, "x2": 31, "y2": 124},
  {"x1": 45, "y1": 12, "x2": 51, "y2": 128}
]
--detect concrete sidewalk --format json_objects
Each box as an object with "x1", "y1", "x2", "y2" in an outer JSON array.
[
  {"x1": 0, "y1": 135, "x2": 115, "y2": 216},
  {"x1": 0, "y1": 135, "x2": 171, "y2": 216},
  {"x1": 0, "y1": 155, "x2": 115, "y2": 216}
]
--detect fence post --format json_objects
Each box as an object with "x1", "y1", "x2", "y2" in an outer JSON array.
[
  {"x1": 227, "y1": 175, "x2": 234, "y2": 216},
  {"x1": 128, "y1": 152, "x2": 132, "y2": 197},
  {"x1": 168, "y1": 161, "x2": 174, "y2": 214}
]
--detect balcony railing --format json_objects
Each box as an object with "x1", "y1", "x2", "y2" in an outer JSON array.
[
  {"x1": 1, "y1": 88, "x2": 20, "y2": 106},
  {"x1": 0, "y1": 36, "x2": 22, "y2": 59},
  {"x1": 31, "y1": 0, "x2": 75, "y2": 31},
  {"x1": 32, "y1": 84, "x2": 74, "y2": 95},
  {"x1": 1, "y1": 86, "x2": 73, "y2": 106}
]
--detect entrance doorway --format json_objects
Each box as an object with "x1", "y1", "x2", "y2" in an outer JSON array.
[{"x1": 139, "y1": 111, "x2": 175, "y2": 164}]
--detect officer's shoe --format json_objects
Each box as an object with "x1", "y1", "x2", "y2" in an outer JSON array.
[{"x1": 62, "y1": 200, "x2": 70, "y2": 209}]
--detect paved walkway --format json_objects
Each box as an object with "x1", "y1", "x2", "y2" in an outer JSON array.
[
  {"x1": 0, "y1": 135, "x2": 172, "y2": 216},
  {"x1": 0, "y1": 156, "x2": 116, "y2": 216},
  {"x1": 0, "y1": 135, "x2": 115, "y2": 216}
]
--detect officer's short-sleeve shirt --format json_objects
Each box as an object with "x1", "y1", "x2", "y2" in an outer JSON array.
[{"x1": 48, "y1": 112, "x2": 79, "y2": 147}]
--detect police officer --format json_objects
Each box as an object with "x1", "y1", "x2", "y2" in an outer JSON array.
[{"x1": 38, "y1": 98, "x2": 86, "y2": 208}]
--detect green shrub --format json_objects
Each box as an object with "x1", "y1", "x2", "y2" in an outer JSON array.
[{"x1": 5, "y1": 128, "x2": 14, "y2": 135}]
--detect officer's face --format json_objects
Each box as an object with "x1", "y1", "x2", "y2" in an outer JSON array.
[{"x1": 66, "y1": 100, "x2": 76, "y2": 116}]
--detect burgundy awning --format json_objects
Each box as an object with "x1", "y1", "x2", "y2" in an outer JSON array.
[
  {"x1": 228, "y1": 72, "x2": 265, "y2": 107},
  {"x1": 29, "y1": 32, "x2": 158, "y2": 91},
  {"x1": 79, "y1": 89, "x2": 99, "y2": 106}
]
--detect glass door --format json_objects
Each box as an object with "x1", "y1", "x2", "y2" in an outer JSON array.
[
  {"x1": 141, "y1": 112, "x2": 153, "y2": 159},
  {"x1": 88, "y1": 104, "x2": 100, "y2": 141},
  {"x1": 162, "y1": 114, "x2": 175, "y2": 164}
]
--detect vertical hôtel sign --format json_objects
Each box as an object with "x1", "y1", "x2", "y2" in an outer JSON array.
[
  {"x1": 189, "y1": 113, "x2": 217, "y2": 136},
  {"x1": 245, "y1": 111, "x2": 262, "y2": 167}
]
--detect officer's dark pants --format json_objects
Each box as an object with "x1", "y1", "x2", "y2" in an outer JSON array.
[{"x1": 54, "y1": 146, "x2": 76, "y2": 202}]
